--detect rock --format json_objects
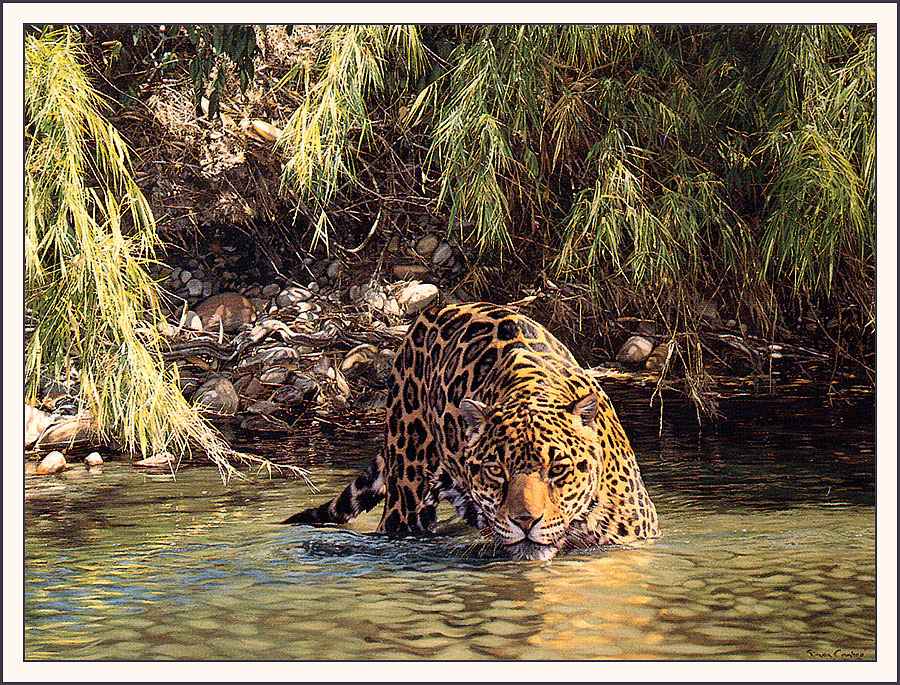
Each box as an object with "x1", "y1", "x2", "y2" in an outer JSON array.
[
  {"x1": 25, "y1": 404, "x2": 54, "y2": 448},
  {"x1": 184, "y1": 310, "x2": 203, "y2": 331},
  {"x1": 245, "y1": 400, "x2": 280, "y2": 415},
  {"x1": 431, "y1": 243, "x2": 454, "y2": 267},
  {"x1": 276, "y1": 287, "x2": 312, "y2": 309},
  {"x1": 158, "y1": 320, "x2": 178, "y2": 338},
  {"x1": 645, "y1": 343, "x2": 671, "y2": 372},
  {"x1": 313, "y1": 354, "x2": 332, "y2": 376},
  {"x1": 134, "y1": 451, "x2": 175, "y2": 468},
  {"x1": 194, "y1": 292, "x2": 256, "y2": 333},
  {"x1": 250, "y1": 119, "x2": 282, "y2": 142},
  {"x1": 259, "y1": 365, "x2": 291, "y2": 386},
  {"x1": 270, "y1": 385, "x2": 313, "y2": 412},
  {"x1": 240, "y1": 414, "x2": 293, "y2": 435},
  {"x1": 376, "y1": 349, "x2": 396, "y2": 381},
  {"x1": 292, "y1": 373, "x2": 318, "y2": 397},
  {"x1": 392, "y1": 264, "x2": 431, "y2": 280},
  {"x1": 387, "y1": 235, "x2": 402, "y2": 253},
  {"x1": 240, "y1": 377, "x2": 267, "y2": 400},
  {"x1": 697, "y1": 300, "x2": 720, "y2": 321},
  {"x1": 192, "y1": 377, "x2": 240, "y2": 416},
  {"x1": 636, "y1": 320, "x2": 657, "y2": 336},
  {"x1": 295, "y1": 301, "x2": 320, "y2": 314},
  {"x1": 186, "y1": 279, "x2": 204, "y2": 297},
  {"x1": 356, "y1": 390, "x2": 389, "y2": 413},
  {"x1": 363, "y1": 287, "x2": 386, "y2": 311},
  {"x1": 397, "y1": 282, "x2": 439, "y2": 316},
  {"x1": 84, "y1": 452, "x2": 103, "y2": 467},
  {"x1": 340, "y1": 344, "x2": 378, "y2": 377},
  {"x1": 176, "y1": 363, "x2": 204, "y2": 397},
  {"x1": 331, "y1": 393, "x2": 350, "y2": 411},
  {"x1": 443, "y1": 287, "x2": 474, "y2": 305},
  {"x1": 35, "y1": 451, "x2": 67, "y2": 475},
  {"x1": 384, "y1": 298, "x2": 401, "y2": 317},
  {"x1": 332, "y1": 369, "x2": 351, "y2": 397},
  {"x1": 616, "y1": 335, "x2": 654, "y2": 364},
  {"x1": 326, "y1": 259, "x2": 343, "y2": 281},
  {"x1": 415, "y1": 234, "x2": 440, "y2": 258},
  {"x1": 179, "y1": 270, "x2": 193, "y2": 284},
  {"x1": 32, "y1": 415, "x2": 96, "y2": 448},
  {"x1": 262, "y1": 283, "x2": 281, "y2": 297}
]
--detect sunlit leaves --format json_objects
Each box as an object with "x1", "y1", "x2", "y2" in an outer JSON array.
[
  {"x1": 278, "y1": 24, "x2": 874, "y2": 341},
  {"x1": 24, "y1": 28, "x2": 242, "y2": 475}
]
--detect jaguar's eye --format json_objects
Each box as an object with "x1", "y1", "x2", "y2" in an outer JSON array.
[
  {"x1": 548, "y1": 463, "x2": 569, "y2": 479},
  {"x1": 484, "y1": 463, "x2": 505, "y2": 478}
]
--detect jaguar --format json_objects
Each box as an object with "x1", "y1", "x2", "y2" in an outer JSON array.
[{"x1": 282, "y1": 302, "x2": 659, "y2": 560}]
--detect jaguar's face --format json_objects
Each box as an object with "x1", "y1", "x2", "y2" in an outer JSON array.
[{"x1": 458, "y1": 394, "x2": 602, "y2": 560}]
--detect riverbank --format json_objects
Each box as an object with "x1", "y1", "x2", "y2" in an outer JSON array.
[{"x1": 24, "y1": 221, "x2": 873, "y2": 478}]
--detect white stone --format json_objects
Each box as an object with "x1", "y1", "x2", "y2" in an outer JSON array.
[
  {"x1": 85, "y1": 452, "x2": 103, "y2": 466},
  {"x1": 398, "y1": 282, "x2": 439, "y2": 316},
  {"x1": 36, "y1": 451, "x2": 66, "y2": 474},
  {"x1": 185, "y1": 311, "x2": 203, "y2": 331}
]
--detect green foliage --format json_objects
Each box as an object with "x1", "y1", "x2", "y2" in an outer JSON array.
[
  {"x1": 754, "y1": 26, "x2": 875, "y2": 323},
  {"x1": 279, "y1": 24, "x2": 874, "y2": 349},
  {"x1": 172, "y1": 24, "x2": 258, "y2": 117},
  {"x1": 279, "y1": 25, "x2": 424, "y2": 251},
  {"x1": 24, "y1": 28, "x2": 247, "y2": 477}
]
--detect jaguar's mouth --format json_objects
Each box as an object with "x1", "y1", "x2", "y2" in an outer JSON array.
[{"x1": 506, "y1": 539, "x2": 560, "y2": 561}]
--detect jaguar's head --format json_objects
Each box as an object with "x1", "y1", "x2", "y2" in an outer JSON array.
[{"x1": 457, "y1": 393, "x2": 602, "y2": 561}]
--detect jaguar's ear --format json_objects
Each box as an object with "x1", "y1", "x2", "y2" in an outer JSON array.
[
  {"x1": 459, "y1": 399, "x2": 488, "y2": 442},
  {"x1": 571, "y1": 393, "x2": 599, "y2": 428}
]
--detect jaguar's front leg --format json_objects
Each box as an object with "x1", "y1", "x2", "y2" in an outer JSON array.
[{"x1": 377, "y1": 421, "x2": 439, "y2": 536}]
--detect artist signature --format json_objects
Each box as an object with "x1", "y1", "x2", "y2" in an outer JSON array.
[{"x1": 806, "y1": 648, "x2": 867, "y2": 660}]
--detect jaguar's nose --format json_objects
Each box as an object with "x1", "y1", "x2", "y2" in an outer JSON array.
[{"x1": 510, "y1": 513, "x2": 542, "y2": 533}]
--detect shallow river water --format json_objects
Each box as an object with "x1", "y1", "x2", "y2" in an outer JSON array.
[{"x1": 23, "y1": 384, "x2": 877, "y2": 662}]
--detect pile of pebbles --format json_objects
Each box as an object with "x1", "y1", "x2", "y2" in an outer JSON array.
[
  {"x1": 27, "y1": 227, "x2": 485, "y2": 472},
  {"x1": 77, "y1": 230, "x2": 472, "y2": 428}
]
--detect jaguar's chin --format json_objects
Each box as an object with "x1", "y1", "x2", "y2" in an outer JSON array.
[{"x1": 507, "y1": 539, "x2": 560, "y2": 561}]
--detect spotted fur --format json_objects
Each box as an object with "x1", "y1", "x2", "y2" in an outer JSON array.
[{"x1": 283, "y1": 303, "x2": 659, "y2": 560}]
